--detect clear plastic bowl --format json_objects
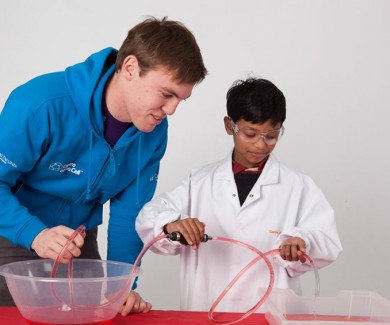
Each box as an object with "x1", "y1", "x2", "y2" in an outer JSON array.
[{"x1": 0, "y1": 259, "x2": 141, "y2": 324}]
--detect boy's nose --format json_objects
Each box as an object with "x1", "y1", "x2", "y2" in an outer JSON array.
[{"x1": 253, "y1": 136, "x2": 268, "y2": 148}]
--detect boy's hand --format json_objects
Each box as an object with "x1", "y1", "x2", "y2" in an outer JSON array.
[
  {"x1": 164, "y1": 218, "x2": 205, "y2": 250},
  {"x1": 279, "y1": 237, "x2": 306, "y2": 263}
]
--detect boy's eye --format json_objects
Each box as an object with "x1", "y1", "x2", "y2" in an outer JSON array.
[
  {"x1": 243, "y1": 131, "x2": 257, "y2": 138},
  {"x1": 265, "y1": 132, "x2": 278, "y2": 140}
]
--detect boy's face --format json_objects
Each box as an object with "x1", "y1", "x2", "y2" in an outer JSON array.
[{"x1": 224, "y1": 117, "x2": 282, "y2": 168}]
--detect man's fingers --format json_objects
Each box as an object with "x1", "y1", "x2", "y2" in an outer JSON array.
[{"x1": 120, "y1": 292, "x2": 152, "y2": 316}]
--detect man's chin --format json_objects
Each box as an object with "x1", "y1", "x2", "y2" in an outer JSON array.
[{"x1": 138, "y1": 124, "x2": 156, "y2": 133}]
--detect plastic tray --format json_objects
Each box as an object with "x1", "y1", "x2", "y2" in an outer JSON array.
[{"x1": 265, "y1": 288, "x2": 390, "y2": 325}]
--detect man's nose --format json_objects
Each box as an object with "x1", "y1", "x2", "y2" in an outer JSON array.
[{"x1": 162, "y1": 99, "x2": 180, "y2": 116}]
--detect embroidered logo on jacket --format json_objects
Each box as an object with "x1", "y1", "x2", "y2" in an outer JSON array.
[
  {"x1": 0, "y1": 153, "x2": 18, "y2": 168},
  {"x1": 49, "y1": 162, "x2": 83, "y2": 175},
  {"x1": 150, "y1": 173, "x2": 159, "y2": 182}
]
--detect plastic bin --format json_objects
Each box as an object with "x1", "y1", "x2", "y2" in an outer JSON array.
[{"x1": 265, "y1": 288, "x2": 390, "y2": 325}]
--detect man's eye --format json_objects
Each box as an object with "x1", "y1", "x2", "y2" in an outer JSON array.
[{"x1": 162, "y1": 93, "x2": 172, "y2": 99}]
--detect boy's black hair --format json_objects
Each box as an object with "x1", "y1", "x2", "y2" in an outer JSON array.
[{"x1": 226, "y1": 78, "x2": 286, "y2": 126}]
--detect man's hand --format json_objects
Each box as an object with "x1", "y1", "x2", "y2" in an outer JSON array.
[
  {"x1": 119, "y1": 291, "x2": 152, "y2": 316},
  {"x1": 31, "y1": 226, "x2": 85, "y2": 263},
  {"x1": 164, "y1": 218, "x2": 205, "y2": 250},
  {"x1": 279, "y1": 237, "x2": 307, "y2": 263}
]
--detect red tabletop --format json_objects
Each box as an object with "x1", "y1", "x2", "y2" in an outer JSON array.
[{"x1": 0, "y1": 307, "x2": 269, "y2": 324}]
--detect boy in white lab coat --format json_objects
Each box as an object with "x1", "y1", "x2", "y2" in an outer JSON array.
[{"x1": 136, "y1": 78, "x2": 342, "y2": 312}]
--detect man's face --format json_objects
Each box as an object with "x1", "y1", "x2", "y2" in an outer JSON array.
[
  {"x1": 224, "y1": 118, "x2": 282, "y2": 168},
  {"x1": 120, "y1": 63, "x2": 194, "y2": 133}
]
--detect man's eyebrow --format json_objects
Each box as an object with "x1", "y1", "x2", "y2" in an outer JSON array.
[{"x1": 162, "y1": 87, "x2": 191, "y2": 100}]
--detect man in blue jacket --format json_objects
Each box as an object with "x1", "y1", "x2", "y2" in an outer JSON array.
[{"x1": 0, "y1": 16, "x2": 207, "y2": 314}]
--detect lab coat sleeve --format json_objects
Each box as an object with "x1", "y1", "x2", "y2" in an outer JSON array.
[
  {"x1": 136, "y1": 173, "x2": 193, "y2": 255},
  {"x1": 273, "y1": 175, "x2": 343, "y2": 277}
]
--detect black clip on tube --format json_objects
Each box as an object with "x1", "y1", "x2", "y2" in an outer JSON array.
[{"x1": 167, "y1": 232, "x2": 212, "y2": 245}]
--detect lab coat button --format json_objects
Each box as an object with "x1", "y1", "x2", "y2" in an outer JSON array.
[
  {"x1": 232, "y1": 194, "x2": 236, "y2": 197},
  {"x1": 249, "y1": 194, "x2": 253, "y2": 198}
]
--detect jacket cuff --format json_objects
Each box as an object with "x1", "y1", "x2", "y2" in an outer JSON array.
[{"x1": 17, "y1": 219, "x2": 47, "y2": 251}]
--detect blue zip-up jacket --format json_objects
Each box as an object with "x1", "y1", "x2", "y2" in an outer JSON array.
[{"x1": 0, "y1": 48, "x2": 167, "y2": 266}]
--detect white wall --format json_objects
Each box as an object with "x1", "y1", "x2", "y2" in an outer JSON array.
[{"x1": 1, "y1": 0, "x2": 389, "y2": 310}]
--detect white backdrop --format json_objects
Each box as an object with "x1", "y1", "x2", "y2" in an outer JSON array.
[{"x1": 1, "y1": 0, "x2": 389, "y2": 310}]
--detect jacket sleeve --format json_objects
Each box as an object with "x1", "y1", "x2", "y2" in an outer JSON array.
[
  {"x1": 0, "y1": 96, "x2": 48, "y2": 249},
  {"x1": 135, "y1": 173, "x2": 193, "y2": 255},
  {"x1": 273, "y1": 175, "x2": 343, "y2": 277},
  {"x1": 107, "y1": 131, "x2": 170, "y2": 267}
]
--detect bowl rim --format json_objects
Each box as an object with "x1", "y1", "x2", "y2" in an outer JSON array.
[{"x1": 0, "y1": 258, "x2": 142, "y2": 282}]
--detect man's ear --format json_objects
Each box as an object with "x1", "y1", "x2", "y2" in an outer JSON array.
[
  {"x1": 224, "y1": 116, "x2": 234, "y2": 135},
  {"x1": 122, "y1": 55, "x2": 140, "y2": 81}
]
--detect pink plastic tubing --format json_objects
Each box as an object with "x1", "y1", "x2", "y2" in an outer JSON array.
[
  {"x1": 50, "y1": 225, "x2": 86, "y2": 308},
  {"x1": 51, "y1": 229, "x2": 319, "y2": 320},
  {"x1": 51, "y1": 225, "x2": 86, "y2": 278},
  {"x1": 131, "y1": 234, "x2": 168, "y2": 275},
  {"x1": 50, "y1": 225, "x2": 136, "y2": 310},
  {"x1": 207, "y1": 237, "x2": 275, "y2": 325},
  {"x1": 207, "y1": 239, "x2": 320, "y2": 325},
  {"x1": 132, "y1": 234, "x2": 320, "y2": 325}
]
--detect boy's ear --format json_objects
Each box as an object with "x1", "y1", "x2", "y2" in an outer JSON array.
[{"x1": 224, "y1": 116, "x2": 234, "y2": 135}]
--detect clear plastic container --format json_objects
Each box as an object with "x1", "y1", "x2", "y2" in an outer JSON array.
[
  {"x1": 265, "y1": 288, "x2": 390, "y2": 325},
  {"x1": 0, "y1": 259, "x2": 141, "y2": 324}
]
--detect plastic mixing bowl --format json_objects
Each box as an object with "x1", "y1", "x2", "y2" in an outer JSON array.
[{"x1": 0, "y1": 259, "x2": 141, "y2": 324}]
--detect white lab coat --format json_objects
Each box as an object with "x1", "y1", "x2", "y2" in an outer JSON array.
[{"x1": 136, "y1": 152, "x2": 342, "y2": 312}]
